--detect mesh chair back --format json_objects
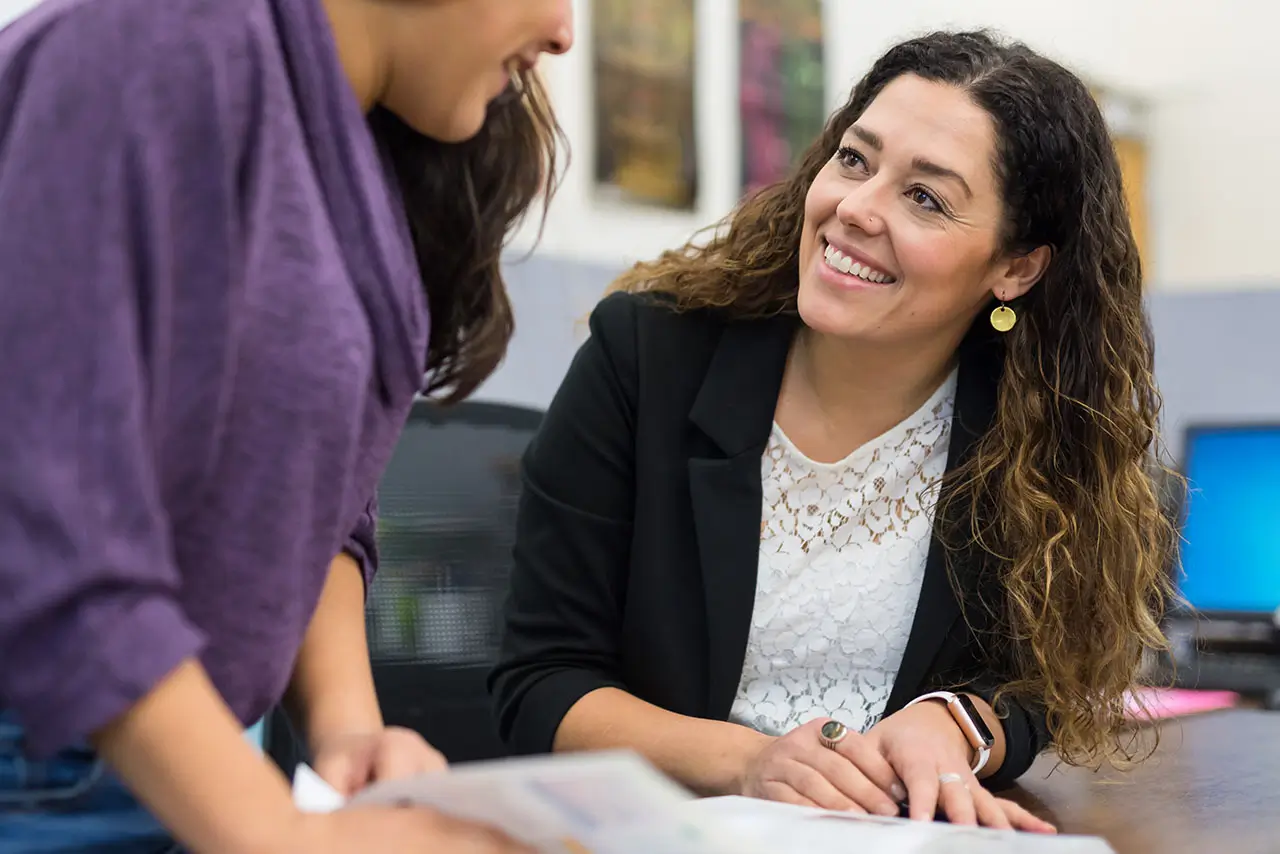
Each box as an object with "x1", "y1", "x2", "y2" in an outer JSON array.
[{"x1": 365, "y1": 399, "x2": 542, "y2": 762}]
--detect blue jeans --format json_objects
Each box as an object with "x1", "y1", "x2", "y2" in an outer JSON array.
[{"x1": 0, "y1": 711, "x2": 177, "y2": 853}]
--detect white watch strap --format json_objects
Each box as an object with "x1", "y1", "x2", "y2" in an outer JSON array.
[
  {"x1": 906, "y1": 690, "x2": 960, "y2": 706},
  {"x1": 904, "y1": 691, "x2": 990, "y2": 775},
  {"x1": 970, "y1": 745, "x2": 991, "y2": 775}
]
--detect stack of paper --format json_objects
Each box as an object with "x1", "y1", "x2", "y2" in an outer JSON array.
[{"x1": 294, "y1": 753, "x2": 1117, "y2": 854}]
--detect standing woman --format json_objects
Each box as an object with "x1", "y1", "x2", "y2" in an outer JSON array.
[{"x1": 0, "y1": 1, "x2": 570, "y2": 851}]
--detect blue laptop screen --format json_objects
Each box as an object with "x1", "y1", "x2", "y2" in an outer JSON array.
[{"x1": 1178, "y1": 426, "x2": 1280, "y2": 614}]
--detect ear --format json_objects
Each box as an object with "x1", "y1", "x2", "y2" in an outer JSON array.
[{"x1": 992, "y1": 244, "x2": 1051, "y2": 301}]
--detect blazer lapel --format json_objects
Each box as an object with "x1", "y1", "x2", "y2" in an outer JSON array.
[
  {"x1": 687, "y1": 314, "x2": 796, "y2": 718},
  {"x1": 886, "y1": 335, "x2": 1003, "y2": 712}
]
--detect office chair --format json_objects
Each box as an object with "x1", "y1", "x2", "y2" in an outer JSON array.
[{"x1": 264, "y1": 399, "x2": 543, "y2": 777}]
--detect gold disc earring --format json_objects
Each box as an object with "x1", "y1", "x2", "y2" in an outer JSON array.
[{"x1": 990, "y1": 301, "x2": 1017, "y2": 333}]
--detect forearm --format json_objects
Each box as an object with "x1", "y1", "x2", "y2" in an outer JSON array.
[
  {"x1": 284, "y1": 553, "x2": 382, "y2": 747},
  {"x1": 93, "y1": 659, "x2": 302, "y2": 854},
  {"x1": 554, "y1": 687, "x2": 771, "y2": 796}
]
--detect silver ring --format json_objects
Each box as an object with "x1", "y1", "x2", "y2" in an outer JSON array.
[
  {"x1": 938, "y1": 772, "x2": 966, "y2": 785},
  {"x1": 818, "y1": 720, "x2": 849, "y2": 750}
]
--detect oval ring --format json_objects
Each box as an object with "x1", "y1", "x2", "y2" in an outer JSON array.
[{"x1": 818, "y1": 720, "x2": 849, "y2": 750}]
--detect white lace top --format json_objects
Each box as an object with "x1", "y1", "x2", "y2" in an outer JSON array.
[{"x1": 728, "y1": 369, "x2": 957, "y2": 737}]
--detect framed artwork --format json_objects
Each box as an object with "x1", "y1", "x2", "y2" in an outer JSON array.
[
  {"x1": 591, "y1": 0, "x2": 698, "y2": 210},
  {"x1": 1093, "y1": 86, "x2": 1151, "y2": 280},
  {"x1": 739, "y1": 0, "x2": 825, "y2": 195}
]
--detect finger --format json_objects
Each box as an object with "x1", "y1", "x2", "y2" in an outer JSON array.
[
  {"x1": 805, "y1": 745, "x2": 900, "y2": 816},
  {"x1": 776, "y1": 762, "x2": 865, "y2": 813},
  {"x1": 936, "y1": 773, "x2": 978, "y2": 826},
  {"x1": 375, "y1": 735, "x2": 448, "y2": 782},
  {"x1": 898, "y1": 757, "x2": 941, "y2": 823},
  {"x1": 758, "y1": 780, "x2": 822, "y2": 809},
  {"x1": 312, "y1": 751, "x2": 367, "y2": 798},
  {"x1": 971, "y1": 786, "x2": 1013, "y2": 831},
  {"x1": 828, "y1": 736, "x2": 906, "y2": 804},
  {"x1": 998, "y1": 799, "x2": 1058, "y2": 834}
]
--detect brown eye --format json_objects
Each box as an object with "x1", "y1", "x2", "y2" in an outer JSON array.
[
  {"x1": 907, "y1": 186, "x2": 942, "y2": 212},
  {"x1": 835, "y1": 146, "x2": 868, "y2": 172}
]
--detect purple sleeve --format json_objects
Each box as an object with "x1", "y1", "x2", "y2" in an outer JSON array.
[
  {"x1": 343, "y1": 498, "x2": 381, "y2": 592},
  {"x1": 0, "y1": 11, "x2": 248, "y2": 756}
]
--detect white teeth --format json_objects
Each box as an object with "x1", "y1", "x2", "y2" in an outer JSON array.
[{"x1": 823, "y1": 242, "x2": 894, "y2": 283}]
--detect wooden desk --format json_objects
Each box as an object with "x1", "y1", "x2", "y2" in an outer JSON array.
[{"x1": 1006, "y1": 709, "x2": 1279, "y2": 853}]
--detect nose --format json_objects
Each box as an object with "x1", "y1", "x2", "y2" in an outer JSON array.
[
  {"x1": 835, "y1": 182, "x2": 886, "y2": 235},
  {"x1": 544, "y1": 0, "x2": 575, "y2": 55}
]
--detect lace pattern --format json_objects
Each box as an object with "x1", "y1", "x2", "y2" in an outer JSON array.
[{"x1": 729, "y1": 370, "x2": 957, "y2": 737}]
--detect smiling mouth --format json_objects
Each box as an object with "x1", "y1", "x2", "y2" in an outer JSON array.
[{"x1": 822, "y1": 240, "x2": 897, "y2": 284}]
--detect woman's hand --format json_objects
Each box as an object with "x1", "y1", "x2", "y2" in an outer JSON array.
[
  {"x1": 293, "y1": 805, "x2": 535, "y2": 854},
  {"x1": 863, "y1": 702, "x2": 1056, "y2": 832},
  {"x1": 310, "y1": 726, "x2": 448, "y2": 797},
  {"x1": 739, "y1": 719, "x2": 906, "y2": 815}
]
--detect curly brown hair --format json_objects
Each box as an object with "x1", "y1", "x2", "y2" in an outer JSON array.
[
  {"x1": 612, "y1": 30, "x2": 1180, "y2": 769},
  {"x1": 372, "y1": 70, "x2": 564, "y2": 402}
]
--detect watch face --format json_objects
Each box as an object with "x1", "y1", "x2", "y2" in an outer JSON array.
[{"x1": 956, "y1": 694, "x2": 996, "y2": 748}]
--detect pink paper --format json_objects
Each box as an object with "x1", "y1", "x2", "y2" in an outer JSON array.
[{"x1": 1123, "y1": 686, "x2": 1240, "y2": 721}]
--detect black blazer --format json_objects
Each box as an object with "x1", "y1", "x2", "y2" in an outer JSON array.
[{"x1": 489, "y1": 291, "x2": 1051, "y2": 790}]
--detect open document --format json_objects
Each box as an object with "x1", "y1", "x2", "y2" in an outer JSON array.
[
  {"x1": 293, "y1": 752, "x2": 1115, "y2": 854},
  {"x1": 295, "y1": 751, "x2": 756, "y2": 854},
  {"x1": 688, "y1": 796, "x2": 1118, "y2": 854}
]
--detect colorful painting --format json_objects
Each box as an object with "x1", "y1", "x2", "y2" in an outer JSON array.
[
  {"x1": 591, "y1": 0, "x2": 698, "y2": 210},
  {"x1": 739, "y1": 0, "x2": 826, "y2": 195}
]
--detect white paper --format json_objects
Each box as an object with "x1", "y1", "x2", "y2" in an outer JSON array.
[
  {"x1": 295, "y1": 751, "x2": 762, "y2": 854},
  {"x1": 291, "y1": 763, "x2": 345, "y2": 814},
  {"x1": 689, "y1": 796, "x2": 1119, "y2": 854},
  {"x1": 293, "y1": 756, "x2": 1116, "y2": 854}
]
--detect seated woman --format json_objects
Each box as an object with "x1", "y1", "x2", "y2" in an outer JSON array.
[{"x1": 490, "y1": 30, "x2": 1176, "y2": 831}]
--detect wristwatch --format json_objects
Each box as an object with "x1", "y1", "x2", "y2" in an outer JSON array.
[{"x1": 904, "y1": 691, "x2": 995, "y2": 775}]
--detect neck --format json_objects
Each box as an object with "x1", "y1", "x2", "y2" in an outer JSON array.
[
  {"x1": 784, "y1": 329, "x2": 961, "y2": 452},
  {"x1": 320, "y1": 0, "x2": 390, "y2": 111}
]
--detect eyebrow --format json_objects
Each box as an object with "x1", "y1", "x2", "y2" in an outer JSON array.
[{"x1": 848, "y1": 124, "x2": 974, "y2": 199}]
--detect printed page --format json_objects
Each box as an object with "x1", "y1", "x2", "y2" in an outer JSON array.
[
  {"x1": 339, "y1": 751, "x2": 763, "y2": 854},
  {"x1": 295, "y1": 757, "x2": 1116, "y2": 854},
  {"x1": 690, "y1": 796, "x2": 1118, "y2": 854}
]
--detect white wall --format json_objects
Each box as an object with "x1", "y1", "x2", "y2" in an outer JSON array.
[{"x1": 518, "y1": 0, "x2": 1280, "y2": 292}]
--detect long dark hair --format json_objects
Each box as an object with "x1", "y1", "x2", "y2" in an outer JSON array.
[
  {"x1": 370, "y1": 71, "x2": 564, "y2": 402},
  {"x1": 613, "y1": 30, "x2": 1178, "y2": 769}
]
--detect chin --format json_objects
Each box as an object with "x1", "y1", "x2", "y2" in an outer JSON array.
[
  {"x1": 796, "y1": 277, "x2": 883, "y2": 340},
  {"x1": 797, "y1": 281, "x2": 850, "y2": 335},
  {"x1": 436, "y1": 107, "x2": 489, "y2": 143},
  {"x1": 399, "y1": 99, "x2": 488, "y2": 144}
]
